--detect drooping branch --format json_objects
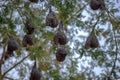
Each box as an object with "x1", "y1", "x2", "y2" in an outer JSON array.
[
  {"x1": 105, "y1": 8, "x2": 119, "y2": 78},
  {"x1": 91, "y1": 15, "x2": 101, "y2": 32},
  {"x1": 110, "y1": 30, "x2": 118, "y2": 76}
]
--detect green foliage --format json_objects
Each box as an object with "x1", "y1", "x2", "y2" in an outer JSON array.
[{"x1": 0, "y1": 0, "x2": 120, "y2": 80}]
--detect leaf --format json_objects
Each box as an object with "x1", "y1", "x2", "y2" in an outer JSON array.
[{"x1": 102, "y1": 30, "x2": 110, "y2": 38}]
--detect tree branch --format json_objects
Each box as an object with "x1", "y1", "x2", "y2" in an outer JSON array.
[
  {"x1": 2, "y1": 54, "x2": 31, "y2": 78},
  {"x1": 91, "y1": 15, "x2": 100, "y2": 32},
  {"x1": 0, "y1": 43, "x2": 7, "y2": 77},
  {"x1": 105, "y1": 8, "x2": 119, "y2": 78},
  {"x1": 4, "y1": 76, "x2": 14, "y2": 80},
  {"x1": 110, "y1": 29, "x2": 118, "y2": 76}
]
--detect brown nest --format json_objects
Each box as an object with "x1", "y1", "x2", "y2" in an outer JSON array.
[
  {"x1": 56, "y1": 47, "x2": 67, "y2": 62},
  {"x1": 30, "y1": 61, "x2": 41, "y2": 80},
  {"x1": 85, "y1": 34, "x2": 99, "y2": 49},
  {"x1": 90, "y1": 0, "x2": 105, "y2": 10},
  {"x1": 22, "y1": 34, "x2": 34, "y2": 47},
  {"x1": 5, "y1": 36, "x2": 19, "y2": 59},
  {"x1": 53, "y1": 32, "x2": 67, "y2": 45},
  {"x1": 46, "y1": 7, "x2": 59, "y2": 28},
  {"x1": 25, "y1": 20, "x2": 34, "y2": 35}
]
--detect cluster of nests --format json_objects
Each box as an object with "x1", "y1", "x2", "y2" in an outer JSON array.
[
  {"x1": 46, "y1": 6, "x2": 68, "y2": 62},
  {"x1": 4, "y1": 6, "x2": 68, "y2": 80},
  {"x1": 3, "y1": 0, "x2": 106, "y2": 79},
  {"x1": 4, "y1": 19, "x2": 34, "y2": 59}
]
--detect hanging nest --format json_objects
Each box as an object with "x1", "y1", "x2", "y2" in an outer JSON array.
[
  {"x1": 7, "y1": 36, "x2": 19, "y2": 52},
  {"x1": 53, "y1": 32, "x2": 67, "y2": 45},
  {"x1": 85, "y1": 34, "x2": 99, "y2": 49},
  {"x1": 30, "y1": 61, "x2": 41, "y2": 80},
  {"x1": 53, "y1": 21, "x2": 67, "y2": 45},
  {"x1": 45, "y1": 6, "x2": 59, "y2": 28},
  {"x1": 22, "y1": 34, "x2": 34, "y2": 47},
  {"x1": 56, "y1": 47, "x2": 67, "y2": 62},
  {"x1": 5, "y1": 36, "x2": 19, "y2": 59},
  {"x1": 25, "y1": 20, "x2": 34, "y2": 35},
  {"x1": 90, "y1": 0, "x2": 105, "y2": 10},
  {"x1": 29, "y1": 0, "x2": 38, "y2": 3}
]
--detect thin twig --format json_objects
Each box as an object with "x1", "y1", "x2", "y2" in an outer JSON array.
[
  {"x1": 16, "y1": 7, "x2": 25, "y2": 24},
  {"x1": 91, "y1": 15, "x2": 101, "y2": 32},
  {"x1": 2, "y1": 54, "x2": 31, "y2": 78},
  {"x1": 110, "y1": 29, "x2": 118, "y2": 75},
  {"x1": 0, "y1": 42, "x2": 7, "y2": 77},
  {"x1": 66, "y1": 3, "x2": 88, "y2": 23},
  {"x1": 4, "y1": 76, "x2": 14, "y2": 80},
  {"x1": 0, "y1": 44, "x2": 6, "y2": 64}
]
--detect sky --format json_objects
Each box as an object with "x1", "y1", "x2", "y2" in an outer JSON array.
[{"x1": 0, "y1": 0, "x2": 120, "y2": 79}]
